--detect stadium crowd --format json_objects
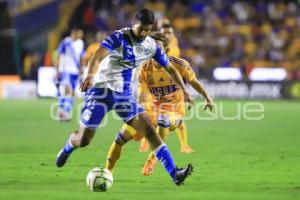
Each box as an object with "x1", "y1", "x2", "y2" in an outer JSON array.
[{"x1": 23, "y1": 0, "x2": 300, "y2": 80}]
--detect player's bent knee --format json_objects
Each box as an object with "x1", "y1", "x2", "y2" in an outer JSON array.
[{"x1": 157, "y1": 114, "x2": 171, "y2": 128}]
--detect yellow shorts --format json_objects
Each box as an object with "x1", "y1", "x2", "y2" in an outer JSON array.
[
  {"x1": 157, "y1": 111, "x2": 183, "y2": 132},
  {"x1": 120, "y1": 123, "x2": 143, "y2": 141},
  {"x1": 119, "y1": 109, "x2": 157, "y2": 141},
  {"x1": 145, "y1": 110, "x2": 158, "y2": 126},
  {"x1": 121, "y1": 111, "x2": 183, "y2": 141}
]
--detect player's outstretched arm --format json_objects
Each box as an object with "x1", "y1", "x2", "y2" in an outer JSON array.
[
  {"x1": 80, "y1": 46, "x2": 109, "y2": 92},
  {"x1": 164, "y1": 64, "x2": 194, "y2": 109},
  {"x1": 189, "y1": 78, "x2": 214, "y2": 111}
]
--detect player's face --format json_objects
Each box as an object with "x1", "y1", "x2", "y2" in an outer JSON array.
[
  {"x1": 71, "y1": 29, "x2": 84, "y2": 40},
  {"x1": 132, "y1": 21, "x2": 152, "y2": 40},
  {"x1": 160, "y1": 27, "x2": 173, "y2": 43},
  {"x1": 76, "y1": 30, "x2": 84, "y2": 40}
]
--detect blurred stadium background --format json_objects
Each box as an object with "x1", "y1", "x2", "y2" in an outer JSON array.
[
  {"x1": 1, "y1": 0, "x2": 300, "y2": 98},
  {"x1": 0, "y1": 0, "x2": 299, "y2": 200}
]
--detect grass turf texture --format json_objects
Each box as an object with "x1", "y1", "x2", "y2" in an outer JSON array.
[{"x1": 0, "y1": 99, "x2": 299, "y2": 200}]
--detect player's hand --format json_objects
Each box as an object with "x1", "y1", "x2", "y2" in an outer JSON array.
[
  {"x1": 204, "y1": 97, "x2": 214, "y2": 112},
  {"x1": 79, "y1": 76, "x2": 93, "y2": 92},
  {"x1": 184, "y1": 91, "x2": 194, "y2": 110}
]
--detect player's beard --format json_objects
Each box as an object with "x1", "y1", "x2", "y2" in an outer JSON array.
[{"x1": 135, "y1": 35, "x2": 146, "y2": 42}]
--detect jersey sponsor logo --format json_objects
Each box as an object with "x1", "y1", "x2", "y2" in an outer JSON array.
[
  {"x1": 147, "y1": 76, "x2": 154, "y2": 85},
  {"x1": 149, "y1": 85, "x2": 177, "y2": 96},
  {"x1": 135, "y1": 45, "x2": 151, "y2": 56},
  {"x1": 144, "y1": 48, "x2": 151, "y2": 55},
  {"x1": 135, "y1": 45, "x2": 144, "y2": 54}
]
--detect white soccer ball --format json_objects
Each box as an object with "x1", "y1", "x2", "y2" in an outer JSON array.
[{"x1": 86, "y1": 167, "x2": 113, "y2": 192}]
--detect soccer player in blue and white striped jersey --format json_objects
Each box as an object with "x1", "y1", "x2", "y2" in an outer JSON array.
[
  {"x1": 56, "y1": 9, "x2": 193, "y2": 186},
  {"x1": 56, "y1": 27, "x2": 84, "y2": 121}
]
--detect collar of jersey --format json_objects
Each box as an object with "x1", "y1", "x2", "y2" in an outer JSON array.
[{"x1": 129, "y1": 29, "x2": 145, "y2": 43}]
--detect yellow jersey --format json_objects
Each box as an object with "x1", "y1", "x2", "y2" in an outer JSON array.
[
  {"x1": 139, "y1": 56, "x2": 196, "y2": 116},
  {"x1": 168, "y1": 36, "x2": 180, "y2": 57},
  {"x1": 84, "y1": 42, "x2": 99, "y2": 61}
]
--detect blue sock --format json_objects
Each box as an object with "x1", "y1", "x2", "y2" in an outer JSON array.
[
  {"x1": 154, "y1": 144, "x2": 176, "y2": 178},
  {"x1": 63, "y1": 139, "x2": 75, "y2": 155},
  {"x1": 64, "y1": 97, "x2": 74, "y2": 113}
]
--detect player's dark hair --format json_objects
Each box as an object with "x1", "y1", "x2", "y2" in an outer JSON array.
[
  {"x1": 70, "y1": 25, "x2": 83, "y2": 35},
  {"x1": 135, "y1": 8, "x2": 155, "y2": 25},
  {"x1": 150, "y1": 32, "x2": 168, "y2": 49},
  {"x1": 70, "y1": 25, "x2": 83, "y2": 31}
]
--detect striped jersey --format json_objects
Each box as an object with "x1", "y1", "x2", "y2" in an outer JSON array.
[
  {"x1": 92, "y1": 28, "x2": 170, "y2": 93},
  {"x1": 57, "y1": 37, "x2": 85, "y2": 75}
]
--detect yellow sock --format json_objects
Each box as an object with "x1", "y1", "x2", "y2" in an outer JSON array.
[
  {"x1": 176, "y1": 122, "x2": 189, "y2": 148},
  {"x1": 146, "y1": 151, "x2": 156, "y2": 161},
  {"x1": 105, "y1": 142, "x2": 123, "y2": 172}
]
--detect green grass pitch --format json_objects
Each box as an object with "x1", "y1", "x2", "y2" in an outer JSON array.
[{"x1": 0, "y1": 99, "x2": 299, "y2": 200}]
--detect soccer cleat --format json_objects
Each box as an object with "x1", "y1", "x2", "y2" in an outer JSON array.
[
  {"x1": 56, "y1": 149, "x2": 70, "y2": 167},
  {"x1": 142, "y1": 159, "x2": 157, "y2": 176},
  {"x1": 180, "y1": 145, "x2": 195, "y2": 154},
  {"x1": 173, "y1": 164, "x2": 193, "y2": 186},
  {"x1": 139, "y1": 141, "x2": 149, "y2": 152}
]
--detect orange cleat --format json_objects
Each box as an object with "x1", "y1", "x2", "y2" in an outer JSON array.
[
  {"x1": 180, "y1": 145, "x2": 195, "y2": 154},
  {"x1": 139, "y1": 141, "x2": 149, "y2": 152},
  {"x1": 142, "y1": 159, "x2": 157, "y2": 176}
]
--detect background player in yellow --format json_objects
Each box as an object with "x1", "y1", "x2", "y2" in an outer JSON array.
[
  {"x1": 139, "y1": 22, "x2": 191, "y2": 153},
  {"x1": 157, "y1": 18, "x2": 180, "y2": 57},
  {"x1": 83, "y1": 31, "x2": 107, "y2": 66},
  {"x1": 105, "y1": 32, "x2": 213, "y2": 175}
]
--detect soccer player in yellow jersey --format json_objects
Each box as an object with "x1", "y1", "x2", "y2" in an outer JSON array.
[
  {"x1": 157, "y1": 18, "x2": 181, "y2": 57},
  {"x1": 139, "y1": 23, "x2": 191, "y2": 153},
  {"x1": 83, "y1": 31, "x2": 107, "y2": 65},
  {"x1": 161, "y1": 23, "x2": 180, "y2": 57},
  {"x1": 105, "y1": 32, "x2": 213, "y2": 176}
]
